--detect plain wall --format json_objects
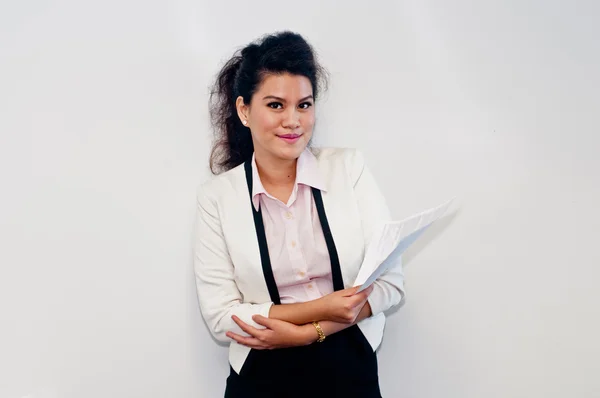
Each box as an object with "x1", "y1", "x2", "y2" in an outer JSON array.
[{"x1": 1, "y1": 0, "x2": 599, "y2": 397}]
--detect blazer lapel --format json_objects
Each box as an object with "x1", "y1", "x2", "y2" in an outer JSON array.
[
  {"x1": 224, "y1": 165, "x2": 273, "y2": 303},
  {"x1": 316, "y1": 158, "x2": 366, "y2": 290}
]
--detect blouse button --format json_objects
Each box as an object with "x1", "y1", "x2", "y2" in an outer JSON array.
[{"x1": 285, "y1": 211, "x2": 293, "y2": 220}]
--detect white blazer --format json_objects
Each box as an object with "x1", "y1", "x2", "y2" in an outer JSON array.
[{"x1": 193, "y1": 147, "x2": 405, "y2": 374}]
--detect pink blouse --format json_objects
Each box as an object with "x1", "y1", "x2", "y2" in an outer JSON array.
[{"x1": 251, "y1": 149, "x2": 333, "y2": 304}]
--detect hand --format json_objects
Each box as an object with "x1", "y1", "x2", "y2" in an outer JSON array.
[
  {"x1": 318, "y1": 285, "x2": 374, "y2": 324},
  {"x1": 226, "y1": 315, "x2": 315, "y2": 350}
]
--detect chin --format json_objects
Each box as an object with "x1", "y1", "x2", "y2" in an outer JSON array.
[
  {"x1": 277, "y1": 143, "x2": 307, "y2": 161},
  {"x1": 267, "y1": 136, "x2": 304, "y2": 157}
]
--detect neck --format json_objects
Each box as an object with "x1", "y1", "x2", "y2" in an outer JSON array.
[{"x1": 254, "y1": 150, "x2": 297, "y2": 187}]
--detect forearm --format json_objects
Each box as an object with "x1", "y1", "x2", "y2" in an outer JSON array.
[
  {"x1": 303, "y1": 301, "x2": 372, "y2": 343},
  {"x1": 320, "y1": 301, "x2": 372, "y2": 336},
  {"x1": 268, "y1": 298, "x2": 327, "y2": 325}
]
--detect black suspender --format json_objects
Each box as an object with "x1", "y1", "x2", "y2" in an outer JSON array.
[
  {"x1": 311, "y1": 187, "x2": 344, "y2": 292},
  {"x1": 243, "y1": 159, "x2": 345, "y2": 305},
  {"x1": 244, "y1": 160, "x2": 281, "y2": 304}
]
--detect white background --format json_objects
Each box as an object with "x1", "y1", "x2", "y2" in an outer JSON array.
[{"x1": 2, "y1": 1, "x2": 599, "y2": 397}]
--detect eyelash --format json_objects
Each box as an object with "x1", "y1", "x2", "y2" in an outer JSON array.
[{"x1": 267, "y1": 102, "x2": 313, "y2": 110}]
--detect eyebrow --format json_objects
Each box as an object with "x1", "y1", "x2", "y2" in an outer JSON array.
[{"x1": 262, "y1": 95, "x2": 314, "y2": 102}]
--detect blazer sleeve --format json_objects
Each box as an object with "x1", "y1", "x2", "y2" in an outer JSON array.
[
  {"x1": 350, "y1": 149, "x2": 406, "y2": 316},
  {"x1": 193, "y1": 187, "x2": 273, "y2": 343}
]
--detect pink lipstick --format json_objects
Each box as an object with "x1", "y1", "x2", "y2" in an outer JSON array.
[{"x1": 278, "y1": 134, "x2": 301, "y2": 144}]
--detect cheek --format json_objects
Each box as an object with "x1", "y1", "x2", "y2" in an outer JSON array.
[
  {"x1": 302, "y1": 113, "x2": 315, "y2": 128},
  {"x1": 253, "y1": 110, "x2": 280, "y2": 133}
]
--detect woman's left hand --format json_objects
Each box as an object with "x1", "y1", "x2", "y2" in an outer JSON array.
[{"x1": 226, "y1": 315, "x2": 315, "y2": 350}]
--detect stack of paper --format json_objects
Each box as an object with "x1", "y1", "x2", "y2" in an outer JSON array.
[{"x1": 354, "y1": 198, "x2": 454, "y2": 292}]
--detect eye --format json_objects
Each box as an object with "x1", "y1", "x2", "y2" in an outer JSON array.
[
  {"x1": 267, "y1": 102, "x2": 283, "y2": 109},
  {"x1": 298, "y1": 102, "x2": 313, "y2": 110}
]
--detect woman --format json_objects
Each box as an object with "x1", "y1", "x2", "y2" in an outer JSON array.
[{"x1": 194, "y1": 31, "x2": 405, "y2": 397}]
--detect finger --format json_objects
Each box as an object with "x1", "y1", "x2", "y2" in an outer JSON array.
[
  {"x1": 352, "y1": 288, "x2": 373, "y2": 306},
  {"x1": 342, "y1": 286, "x2": 361, "y2": 296},
  {"x1": 252, "y1": 315, "x2": 276, "y2": 329},
  {"x1": 232, "y1": 315, "x2": 263, "y2": 338},
  {"x1": 226, "y1": 332, "x2": 267, "y2": 349},
  {"x1": 350, "y1": 295, "x2": 368, "y2": 308},
  {"x1": 360, "y1": 285, "x2": 375, "y2": 297},
  {"x1": 360, "y1": 285, "x2": 374, "y2": 297}
]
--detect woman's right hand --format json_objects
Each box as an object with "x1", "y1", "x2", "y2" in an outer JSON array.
[{"x1": 317, "y1": 285, "x2": 374, "y2": 324}]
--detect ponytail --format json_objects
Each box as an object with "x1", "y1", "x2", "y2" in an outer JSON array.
[{"x1": 209, "y1": 54, "x2": 253, "y2": 174}]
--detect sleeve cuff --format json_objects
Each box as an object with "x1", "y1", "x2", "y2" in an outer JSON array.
[
  {"x1": 367, "y1": 281, "x2": 405, "y2": 317},
  {"x1": 230, "y1": 302, "x2": 274, "y2": 337}
]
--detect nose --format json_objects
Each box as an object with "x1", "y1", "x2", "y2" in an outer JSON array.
[{"x1": 282, "y1": 108, "x2": 300, "y2": 129}]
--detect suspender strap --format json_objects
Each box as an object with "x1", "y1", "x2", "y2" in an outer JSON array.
[
  {"x1": 243, "y1": 158, "x2": 345, "y2": 306},
  {"x1": 244, "y1": 160, "x2": 281, "y2": 304},
  {"x1": 311, "y1": 187, "x2": 345, "y2": 292}
]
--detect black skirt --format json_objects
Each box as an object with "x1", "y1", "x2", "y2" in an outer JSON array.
[{"x1": 224, "y1": 324, "x2": 382, "y2": 398}]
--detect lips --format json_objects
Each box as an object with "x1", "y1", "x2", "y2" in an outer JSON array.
[
  {"x1": 277, "y1": 133, "x2": 302, "y2": 143},
  {"x1": 278, "y1": 134, "x2": 301, "y2": 139}
]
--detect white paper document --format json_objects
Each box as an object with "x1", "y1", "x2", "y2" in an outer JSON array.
[{"x1": 354, "y1": 198, "x2": 454, "y2": 292}]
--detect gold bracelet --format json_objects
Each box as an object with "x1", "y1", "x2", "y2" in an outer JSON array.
[{"x1": 312, "y1": 321, "x2": 326, "y2": 343}]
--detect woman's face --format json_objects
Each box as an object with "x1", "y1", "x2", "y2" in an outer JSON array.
[{"x1": 237, "y1": 73, "x2": 315, "y2": 163}]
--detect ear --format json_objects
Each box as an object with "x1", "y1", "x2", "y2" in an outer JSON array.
[{"x1": 236, "y1": 96, "x2": 249, "y2": 126}]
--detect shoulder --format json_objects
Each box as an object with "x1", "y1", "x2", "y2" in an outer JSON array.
[
  {"x1": 310, "y1": 146, "x2": 367, "y2": 184},
  {"x1": 195, "y1": 162, "x2": 246, "y2": 208}
]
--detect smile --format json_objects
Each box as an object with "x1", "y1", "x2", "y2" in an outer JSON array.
[{"x1": 277, "y1": 134, "x2": 302, "y2": 143}]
